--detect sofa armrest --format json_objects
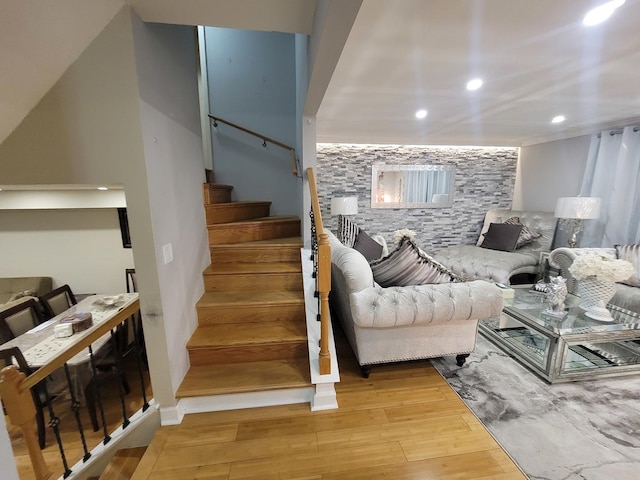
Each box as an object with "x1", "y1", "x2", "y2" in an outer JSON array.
[
  {"x1": 349, "y1": 280, "x2": 503, "y2": 328},
  {"x1": 548, "y1": 247, "x2": 616, "y2": 293}
]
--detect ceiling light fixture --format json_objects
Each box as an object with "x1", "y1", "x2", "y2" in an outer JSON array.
[
  {"x1": 466, "y1": 78, "x2": 483, "y2": 91},
  {"x1": 551, "y1": 115, "x2": 566, "y2": 124},
  {"x1": 97, "y1": 186, "x2": 109, "y2": 191},
  {"x1": 583, "y1": 0, "x2": 625, "y2": 26},
  {"x1": 415, "y1": 109, "x2": 428, "y2": 119}
]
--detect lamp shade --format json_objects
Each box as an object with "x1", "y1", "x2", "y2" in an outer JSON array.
[
  {"x1": 554, "y1": 197, "x2": 601, "y2": 219},
  {"x1": 331, "y1": 196, "x2": 359, "y2": 216}
]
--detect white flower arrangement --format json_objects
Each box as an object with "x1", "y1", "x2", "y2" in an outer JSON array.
[
  {"x1": 393, "y1": 228, "x2": 417, "y2": 244},
  {"x1": 568, "y1": 253, "x2": 634, "y2": 282}
]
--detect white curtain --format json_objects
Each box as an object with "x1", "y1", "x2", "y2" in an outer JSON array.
[
  {"x1": 402, "y1": 170, "x2": 450, "y2": 203},
  {"x1": 580, "y1": 126, "x2": 640, "y2": 246}
]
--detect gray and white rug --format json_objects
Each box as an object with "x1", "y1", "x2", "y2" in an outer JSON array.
[{"x1": 430, "y1": 335, "x2": 640, "y2": 480}]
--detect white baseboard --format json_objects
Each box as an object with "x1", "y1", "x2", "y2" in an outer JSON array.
[
  {"x1": 159, "y1": 405, "x2": 183, "y2": 426},
  {"x1": 178, "y1": 387, "x2": 314, "y2": 416},
  {"x1": 311, "y1": 382, "x2": 338, "y2": 411}
]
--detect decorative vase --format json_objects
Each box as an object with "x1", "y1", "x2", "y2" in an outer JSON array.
[{"x1": 578, "y1": 276, "x2": 617, "y2": 310}]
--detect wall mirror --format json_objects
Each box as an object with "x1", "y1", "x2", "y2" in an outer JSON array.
[{"x1": 371, "y1": 164, "x2": 455, "y2": 208}]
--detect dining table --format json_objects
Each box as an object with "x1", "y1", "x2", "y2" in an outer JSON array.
[{"x1": 2, "y1": 292, "x2": 140, "y2": 403}]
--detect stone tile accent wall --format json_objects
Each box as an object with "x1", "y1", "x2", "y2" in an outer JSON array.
[{"x1": 316, "y1": 144, "x2": 519, "y2": 250}]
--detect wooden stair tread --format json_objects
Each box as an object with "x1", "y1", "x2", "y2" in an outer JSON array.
[
  {"x1": 188, "y1": 323, "x2": 307, "y2": 348},
  {"x1": 205, "y1": 200, "x2": 271, "y2": 209},
  {"x1": 211, "y1": 236, "x2": 302, "y2": 248},
  {"x1": 198, "y1": 290, "x2": 304, "y2": 307},
  {"x1": 208, "y1": 215, "x2": 299, "y2": 228},
  {"x1": 98, "y1": 447, "x2": 147, "y2": 480},
  {"x1": 176, "y1": 360, "x2": 311, "y2": 397},
  {"x1": 204, "y1": 262, "x2": 301, "y2": 275}
]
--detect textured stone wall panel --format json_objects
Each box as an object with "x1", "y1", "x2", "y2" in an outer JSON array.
[{"x1": 316, "y1": 144, "x2": 518, "y2": 251}]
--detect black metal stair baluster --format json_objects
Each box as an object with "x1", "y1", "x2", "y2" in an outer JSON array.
[
  {"x1": 63, "y1": 363, "x2": 91, "y2": 463},
  {"x1": 88, "y1": 344, "x2": 111, "y2": 445},
  {"x1": 42, "y1": 378, "x2": 72, "y2": 478},
  {"x1": 109, "y1": 328, "x2": 131, "y2": 430},
  {"x1": 132, "y1": 313, "x2": 149, "y2": 412}
]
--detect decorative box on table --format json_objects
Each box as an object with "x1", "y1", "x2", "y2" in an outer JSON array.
[{"x1": 59, "y1": 312, "x2": 93, "y2": 333}]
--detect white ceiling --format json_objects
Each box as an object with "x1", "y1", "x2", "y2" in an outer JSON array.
[
  {"x1": 317, "y1": 0, "x2": 640, "y2": 146},
  {"x1": 3, "y1": 0, "x2": 639, "y2": 150}
]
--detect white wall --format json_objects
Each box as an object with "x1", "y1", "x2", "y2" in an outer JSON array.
[
  {"x1": 0, "y1": 209, "x2": 133, "y2": 293},
  {"x1": 131, "y1": 16, "x2": 208, "y2": 418},
  {"x1": 513, "y1": 135, "x2": 591, "y2": 211}
]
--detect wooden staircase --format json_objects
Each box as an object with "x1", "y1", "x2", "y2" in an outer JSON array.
[{"x1": 176, "y1": 183, "x2": 311, "y2": 401}]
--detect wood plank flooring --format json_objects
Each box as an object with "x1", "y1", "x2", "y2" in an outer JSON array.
[{"x1": 134, "y1": 331, "x2": 528, "y2": 480}]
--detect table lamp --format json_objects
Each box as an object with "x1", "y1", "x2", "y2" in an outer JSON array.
[
  {"x1": 331, "y1": 196, "x2": 359, "y2": 217},
  {"x1": 554, "y1": 196, "x2": 601, "y2": 248}
]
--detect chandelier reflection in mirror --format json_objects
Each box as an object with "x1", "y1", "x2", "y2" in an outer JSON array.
[{"x1": 371, "y1": 164, "x2": 455, "y2": 209}]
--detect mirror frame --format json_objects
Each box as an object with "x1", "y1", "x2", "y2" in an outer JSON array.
[{"x1": 371, "y1": 164, "x2": 455, "y2": 209}]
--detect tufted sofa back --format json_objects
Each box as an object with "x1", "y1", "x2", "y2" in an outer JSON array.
[{"x1": 476, "y1": 209, "x2": 557, "y2": 252}]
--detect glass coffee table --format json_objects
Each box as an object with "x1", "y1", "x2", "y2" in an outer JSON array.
[{"x1": 479, "y1": 285, "x2": 640, "y2": 383}]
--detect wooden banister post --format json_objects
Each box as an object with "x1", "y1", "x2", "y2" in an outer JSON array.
[
  {"x1": 0, "y1": 366, "x2": 52, "y2": 480},
  {"x1": 318, "y1": 233, "x2": 332, "y2": 375}
]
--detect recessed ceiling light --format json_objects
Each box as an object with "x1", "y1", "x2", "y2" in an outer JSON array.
[
  {"x1": 415, "y1": 109, "x2": 428, "y2": 119},
  {"x1": 466, "y1": 78, "x2": 483, "y2": 91},
  {"x1": 583, "y1": 0, "x2": 625, "y2": 26},
  {"x1": 551, "y1": 115, "x2": 566, "y2": 124},
  {"x1": 97, "y1": 186, "x2": 109, "y2": 191}
]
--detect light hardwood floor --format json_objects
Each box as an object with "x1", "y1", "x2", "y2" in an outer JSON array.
[{"x1": 133, "y1": 336, "x2": 528, "y2": 480}]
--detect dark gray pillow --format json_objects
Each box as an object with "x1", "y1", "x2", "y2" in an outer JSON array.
[
  {"x1": 353, "y1": 228, "x2": 384, "y2": 261},
  {"x1": 480, "y1": 223, "x2": 523, "y2": 252}
]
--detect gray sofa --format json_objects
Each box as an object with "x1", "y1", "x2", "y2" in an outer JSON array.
[
  {"x1": 327, "y1": 230, "x2": 503, "y2": 377},
  {"x1": 0, "y1": 276, "x2": 53, "y2": 317},
  {"x1": 433, "y1": 209, "x2": 557, "y2": 285},
  {"x1": 549, "y1": 247, "x2": 640, "y2": 315}
]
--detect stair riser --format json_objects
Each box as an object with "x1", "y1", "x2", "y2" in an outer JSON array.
[
  {"x1": 197, "y1": 304, "x2": 305, "y2": 325},
  {"x1": 210, "y1": 246, "x2": 301, "y2": 263},
  {"x1": 203, "y1": 185, "x2": 232, "y2": 204},
  {"x1": 208, "y1": 221, "x2": 300, "y2": 245},
  {"x1": 204, "y1": 273, "x2": 303, "y2": 292},
  {"x1": 205, "y1": 204, "x2": 271, "y2": 225},
  {"x1": 189, "y1": 342, "x2": 308, "y2": 365}
]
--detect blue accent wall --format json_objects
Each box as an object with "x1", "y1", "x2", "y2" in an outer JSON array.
[{"x1": 205, "y1": 27, "x2": 300, "y2": 216}]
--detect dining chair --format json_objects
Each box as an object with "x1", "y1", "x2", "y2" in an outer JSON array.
[
  {"x1": 0, "y1": 298, "x2": 43, "y2": 340},
  {"x1": 84, "y1": 318, "x2": 134, "y2": 431},
  {"x1": 39, "y1": 284, "x2": 77, "y2": 319},
  {"x1": 0, "y1": 346, "x2": 52, "y2": 449}
]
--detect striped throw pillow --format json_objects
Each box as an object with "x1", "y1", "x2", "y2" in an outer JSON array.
[
  {"x1": 505, "y1": 216, "x2": 542, "y2": 248},
  {"x1": 615, "y1": 244, "x2": 640, "y2": 287},
  {"x1": 370, "y1": 237, "x2": 459, "y2": 287},
  {"x1": 337, "y1": 215, "x2": 359, "y2": 248}
]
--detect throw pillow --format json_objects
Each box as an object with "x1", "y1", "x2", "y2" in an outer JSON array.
[
  {"x1": 353, "y1": 228, "x2": 384, "y2": 262},
  {"x1": 8, "y1": 289, "x2": 36, "y2": 302},
  {"x1": 504, "y1": 216, "x2": 542, "y2": 248},
  {"x1": 370, "y1": 236, "x2": 459, "y2": 287},
  {"x1": 615, "y1": 244, "x2": 640, "y2": 287},
  {"x1": 337, "y1": 215, "x2": 359, "y2": 248},
  {"x1": 480, "y1": 223, "x2": 523, "y2": 252}
]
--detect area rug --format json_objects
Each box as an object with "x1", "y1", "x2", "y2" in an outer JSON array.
[{"x1": 430, "y1": 335, "x2": 640, "y2": 480}]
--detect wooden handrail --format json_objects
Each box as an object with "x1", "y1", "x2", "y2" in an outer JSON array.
[
  {"x1": 307, "y1": 168, "x2": 331, "y2": 375},
  {"x1": 209, "y1": 115, "x2": 298, "y2": 177},
  {"x1": 20, "y1": 300, "x2": 139, "y2": 392}
]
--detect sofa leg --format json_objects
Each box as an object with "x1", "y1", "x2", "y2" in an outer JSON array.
[
  {"x1": 456, "y1": 354, "x2": 470, "y2": 367},
  {"x1": 360, "y1": 366, "x2": 371, "y2": 378}
]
